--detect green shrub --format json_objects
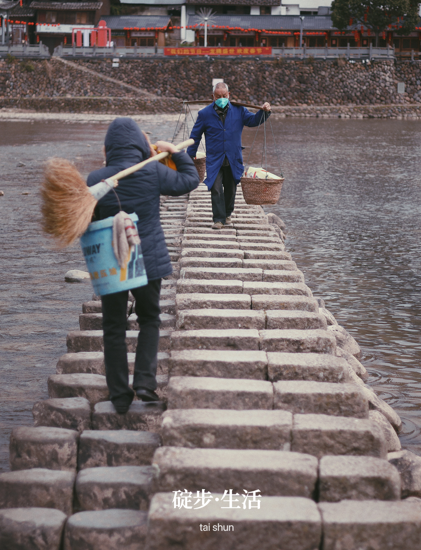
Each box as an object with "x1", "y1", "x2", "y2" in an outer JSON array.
[{"x1": 20, "y1": 61, "x2": 34, "y2": 72}]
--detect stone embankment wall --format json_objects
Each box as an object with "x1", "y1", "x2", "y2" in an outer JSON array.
[
  {"x1": 1, "y1": 57, "x2": 421, "y2": 116},
  {"x1": 76, "y1": 57, "x2": 421, "y2": 106},
  {"x1": 0, "y1": 183, "x2": 421, "y2": 548}
]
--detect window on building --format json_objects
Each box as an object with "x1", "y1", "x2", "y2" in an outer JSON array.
[
  {"x1": 208, "y1": 36, "x2": 223, "y2": 46},
  {"x1": 45, "y1": 11, "x2": 57, "y2": 23},
  {"x1": 260, "y1": 6, "x2": 271, "y2": 14},
  {"x1": 393, "y1": 38, "x2": 400, "y2": 50},
  {"x1": 269, "y1": 37, "x2": 286, "y2": 47},
  {"x1": 76, "y1": 12, "x2": 88, "y2": 24},
  {"x1": 38, "y1": 11, "x2": 46, "y2": 22}
]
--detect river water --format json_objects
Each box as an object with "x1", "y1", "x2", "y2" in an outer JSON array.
[
  {"x1": 0, "y1": 115, "x2": 420, "y2": 472},
  {"x1": 243, "y1": 116, "x2": 421, "y2": 455}
]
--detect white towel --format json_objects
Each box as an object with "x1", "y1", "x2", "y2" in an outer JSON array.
[{"x1": 112, "y1": 212, "x2": 141, "y2": 269}]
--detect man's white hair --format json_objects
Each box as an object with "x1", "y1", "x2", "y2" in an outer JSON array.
[{"x1": 213, "y1": 82, "x2": 229, "y2": 93}]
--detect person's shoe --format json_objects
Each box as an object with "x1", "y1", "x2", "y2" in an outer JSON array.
[
  {"x1": 112, "y1": 400, "x2": 132, "y2": 415},
  {"x1": 225, "y1": 216, "x2": 232, "y2": 224},
  {"x1": 136, "y1": 388, "x2": 160, "y2": 402},
  {"x1": 212, "y1": 222, "x2": 224, "y2": 230}
]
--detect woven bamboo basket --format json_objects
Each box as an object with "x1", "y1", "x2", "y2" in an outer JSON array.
[
  {"x1": 240, "y1": 176, "x2": 285, "y2": 205},
  {"x1": 193, "y1": 157, "x2": 206, "y2": 182}
]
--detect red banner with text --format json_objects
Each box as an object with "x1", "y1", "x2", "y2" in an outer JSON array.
[{"x1": 164, "y1": 47, "x2": 272, "y2": 56}]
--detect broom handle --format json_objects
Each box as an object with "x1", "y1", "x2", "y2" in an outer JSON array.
[{"x1": 112, "y1": 139, "x2": 194, "y2": 182}]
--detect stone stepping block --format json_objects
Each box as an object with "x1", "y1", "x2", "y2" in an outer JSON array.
[
  {"x1": 232, "y1": 217, "x2": 267, "y2": 225},
  {"x1": 185, "y1": 216, "x2": 214, "y2": 223},
  {"x1": 179, "y1": 257, "x2": 243, "y2": 269},
  {"x1": 153, "y1": 447, "x2": 317, "y2": 497},
  {"x1": 171, "y1": 329, "x2": 260, "y2": 351},
  {"x1": 292, "y1": 414, "x2": 387, "y2": 458},
  {"x1": 167, "y1": 376, "x2": 273, "y2": 410},
  {"x1": 239, "y1": 242, "x2": 284, "y2": 251},
  {"x1": 266, "y1": 310, "x2": 327, "y2": 330},
  {"x1": 161, "y1": 409, "x2": 292, "y2": 450},
  {"x1": 0, "y1": 507, "x2": 67, "y2": 550},
  {"x1": 267, "y1": 352, "x2": 349, "y2": 383},
  {"x1": 33, "y1": 397, "x2": 91, "y2": 432},
  {"x1": 273, "y1": 381, "x2": 369, "y2": 418},
  {"x1": 169, "y1": 349, "x2": 267, "y2": 379},
  {"x1": 64, "y1": 509, "x2": 147, "y2": 550},
  {"x1": 10, "y1": 426, "x2": 79, "y2": 472},
  {"x1": 66, "y1": 330, "x2": 172, "y2": 353},
  {"x1": 176, "y1": 293, "x2": 251, "y2": 311},
  {"x1": 160, "y1": 287, "x2": 176, "y2": 297},
  {"x1": 56, "y1": 351, "x2": 170, "y2": 376},
  {"x1": 181, "y1": 247, "x2": 244, "y2": 259},
  {"x1": 78, "y1": 430, "x2": 161, "y2": 469},
  {"x1": 48, "y1": 373, "x2": 109, "y2": 405},
  {"x1": 48, "y1": 374, "x2": 167, "y2": 409},
  {"x1": 319, "y1": 500, "x2": 421, "y2": 550},
  {"x1": 259, "y1": 329, "x2": 336, "y2": 354},
  {"x1": 319, "y1": 455, "x2": 401, "y2": 502},
  {"x1": 238, "y1": 235, "x2": 283, "y2": 244},
  {"x1": 148, "y1": 493, "x2": 321, "y2": 550},
  {"x1": 78, "y1": 312, "x2": 175, "y2": 331},
  {"x1": 180, "y1": 239, "x2": 240, "y2": 249},
  {"x1": 244, "y1": 258, "x2": 295, "y2": 269},
  {"x1": 184, "y1": 221, "x2": 219, "y2": 228},
  {"x1": 177, "y1": 279, "x2": 243, "y2": 294},
  {"x1": 183, "y1": 232, "x2": 238, "y2": 241},
  {"x1": 181, "y1": 267, "x2": 262, "y2": 281},
  {"x1": 184, "y1": 227, "x2": 236, "y2": 235},
  {"x1": 75, "y1": 466, "x2": 155, "y2": 511},
  {"x1": 84, "y1": 297, "x2": 176, "y2": 316},
  {"x1": 237, "y1": 228, "x2": 277, "y2": 235},
  {"x1": 92, "y1": 401, "x2": 165, "y2": 431},
  {"x1": 177, "y1": 309, "x2": 266, "y2": 330},
  {"x1": 244, "y1": 250, "x2": 292, "y2": 260},
  {"x1": 0, "y1": 469, "x2": 75, "y2": 514},
  {"x1": 244, "y1": 282, "x2": 312, "y2": 296},
  {"x1": 263, "y1": 270, "x2": 305, "y2": 283},
  {"x1": 252, "y1": 294, "x2": 318, "y2": 312}
]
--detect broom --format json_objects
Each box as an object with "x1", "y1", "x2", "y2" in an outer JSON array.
[{"x1": 41, "y1": 138, "x2": 194, "y2": 248}]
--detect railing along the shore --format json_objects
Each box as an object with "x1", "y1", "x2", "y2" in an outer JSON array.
[{"x1": 0, "y1": 44, "x2": 407, "y2": 60}]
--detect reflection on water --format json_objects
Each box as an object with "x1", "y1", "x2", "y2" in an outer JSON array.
[
  {"x1": 0, "y1": 118, "x2": 176, "y2": 471},
  {"x1": 243, "y1": 118, "x2": 421, "y2": 454}
]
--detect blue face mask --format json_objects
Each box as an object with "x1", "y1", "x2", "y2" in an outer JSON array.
[{"x1": 215, "y1": 97, "x2": 229, "y2": 109}]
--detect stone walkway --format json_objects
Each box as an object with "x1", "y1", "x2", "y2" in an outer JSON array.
[{"x1": 0, "y1": 185, "x2": 420, "y2": 549}]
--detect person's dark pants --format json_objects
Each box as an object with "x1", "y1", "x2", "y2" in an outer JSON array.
[
  {"x1": 101, "y1": 278, "x2": 161, "y2": 407},
  {"x1": 211, "y1": 165, "x2": 237, "y2": 223}
]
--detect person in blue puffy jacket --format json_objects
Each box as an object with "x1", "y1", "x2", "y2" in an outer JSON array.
[
  {"x1": 187, "y1": 82, "x2": 271, "y2": 229},
  {"x1": 87, "y1": 117, "x2": 199, "y2": 414}
]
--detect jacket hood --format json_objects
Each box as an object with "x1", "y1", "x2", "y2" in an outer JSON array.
[{"x1": 104, "y1": 117, "x2": 151, "y2": 166}]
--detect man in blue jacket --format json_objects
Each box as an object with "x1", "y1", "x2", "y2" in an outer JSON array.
[
  {"x1": 187, "y1": 82, "x2": 271, "y2": 229},
  {"x1": 88, "y1": 117, "x2": 199, "y2": 414}
]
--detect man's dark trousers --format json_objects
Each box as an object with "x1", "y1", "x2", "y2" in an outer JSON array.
[
  {"x1": 211, "y1": 164, "x2": 237, "y2": 224},
  {"x1": 101, "y1": 278, "x2": 161, "y2": 407}
]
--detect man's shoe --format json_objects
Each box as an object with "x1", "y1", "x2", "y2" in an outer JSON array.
[
  {"x1": 212, "y1": 222, "x2": 224, "y2": 230},
  {"x1": 136, "y1": 388, "x2": 160, "y2": 402},
  {"x1": 225, "y1": 216, "x2": 232, "y2": 224}
]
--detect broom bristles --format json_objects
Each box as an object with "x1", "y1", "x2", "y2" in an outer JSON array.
[{"x1": 41, "y1": 158, "x2": 97, "y2": 248}]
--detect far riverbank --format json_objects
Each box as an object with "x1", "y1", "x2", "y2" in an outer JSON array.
[{"x1": 2, "y1": 103, "x2": 421, "y2": 120}]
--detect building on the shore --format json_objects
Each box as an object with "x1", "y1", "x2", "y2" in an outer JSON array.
[
  {"x1": 29, "y1": 1, "x2": 109, "y2": 51},
  {"x1": 101, "y1": 13, "x2": 171, "y2": 47},
  {"x1": 0, "y1": 0, "x2": 36, "y2": 44}
]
